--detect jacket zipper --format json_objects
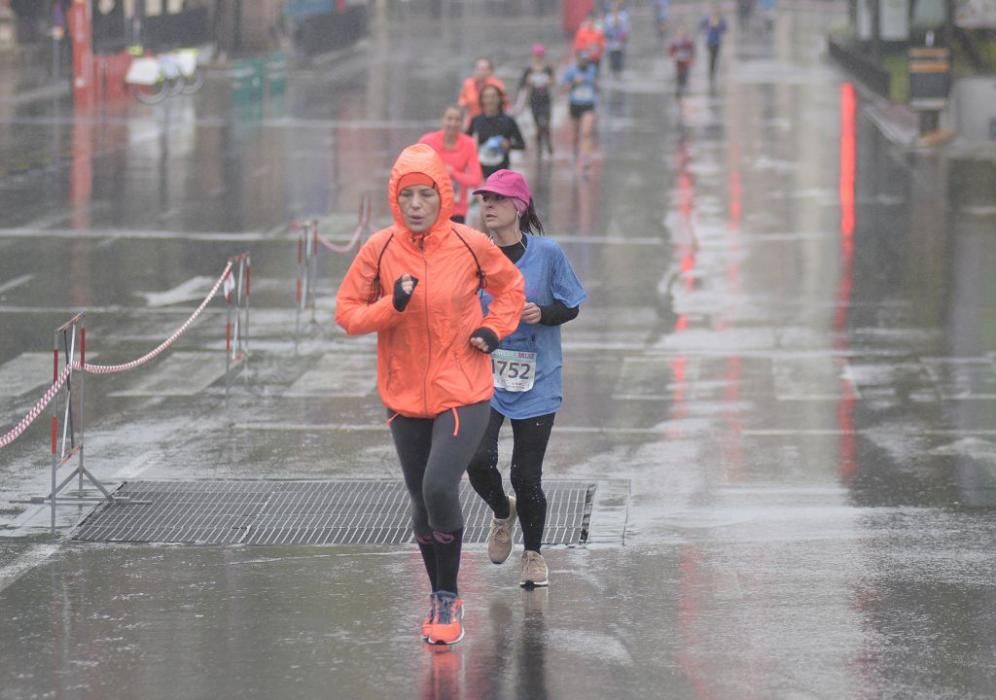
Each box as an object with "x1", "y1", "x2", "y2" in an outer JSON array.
[{"x1": 421, "y1": 248, "x2": 430, "y2": 416}]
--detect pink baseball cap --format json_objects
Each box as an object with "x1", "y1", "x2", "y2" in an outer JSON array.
[
  {"x1": 531, "y1": 43, "x2": 546, "y2": 56},
  {"x1": 473, "y1": 169, "x2": 532, "y2": 203}
]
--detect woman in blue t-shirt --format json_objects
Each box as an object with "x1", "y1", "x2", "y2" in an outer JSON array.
[
  {"x1": 467, "y1": 169, "x2": 587, "y2": 588},
  {"x1": 561, "y1": 51, "x2": 599, "y2": 172}
]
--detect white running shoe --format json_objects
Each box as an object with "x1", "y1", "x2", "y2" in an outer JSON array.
[
  {"x1": 520, "y1": 550, "x2": 549, "y2": 588},
  {"x1": 486, "y1": 495, "x2": 517, "y2": 565}
]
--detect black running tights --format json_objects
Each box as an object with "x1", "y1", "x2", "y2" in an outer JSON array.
[
  {"x1": 466, "y1": 409, "x2": 555, "y2": 553},
  {"x1": 389, "y1": 401, "x2": 491, "y2": 595}
]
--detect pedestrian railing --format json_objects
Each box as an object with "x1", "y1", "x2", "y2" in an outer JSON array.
[{"x1": 1, "y1": 255, "x2": 249, "y2": 533}]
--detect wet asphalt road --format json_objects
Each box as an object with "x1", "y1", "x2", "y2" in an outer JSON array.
[{"x1": 2, "y1": 1, "x2": 996, "y2": 698}]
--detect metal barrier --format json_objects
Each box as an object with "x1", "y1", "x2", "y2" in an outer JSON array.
[
  {"x1": 12, "y1": 313, "x2": 140, "y2": 532},
  {"x1": 224, "y1": 253, "x2": 252, "y2": 395},
  {"x1": 1, "y1": 257, "x2": 245, "y2": 532},
  {"x1": 41, "y1": 314, "x2": 117, "y2": 531},
  {"x1": 293, "y1": 219, "x2": 319, "y2": 329},
  {"x1": 293, "y1": 196, "x2": 372, "y2": 336}
]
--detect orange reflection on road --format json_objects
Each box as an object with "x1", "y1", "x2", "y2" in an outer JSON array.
[
  {"x1": 838, "y1": 83, "x2": 856, "y2": 239},
  {"x1": 836, "y1": 82, "x2": 857, "y2": 480}
]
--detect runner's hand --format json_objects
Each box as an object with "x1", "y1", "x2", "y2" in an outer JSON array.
[
  {"x1": 393, "y1": 274, "x2": 418, "y2": 311},
  {"x1": 521, "y1": 302, "x2": 542, "y2": 324},
  {"x1": 469, "y1": 327, "x2": 499, "y2": 353}
]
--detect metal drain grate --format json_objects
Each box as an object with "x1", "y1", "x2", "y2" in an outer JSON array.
[{"x1": 71, "y1": 480, "x2": 596, "y2": 546}]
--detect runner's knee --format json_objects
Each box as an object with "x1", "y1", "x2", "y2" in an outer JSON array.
[
  {"x1": 422, "y1": 473, "x2": 462, "y2": 529},
  {"x1": 466, "y1": 442, "x2": 499, "y2": 476}
]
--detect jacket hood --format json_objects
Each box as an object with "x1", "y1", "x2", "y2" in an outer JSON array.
[{"x1": 388, "y1": 144, "x2": 454, "y2": 237}]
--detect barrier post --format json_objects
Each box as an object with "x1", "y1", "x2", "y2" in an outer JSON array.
[
  {"x1": 292, "y1": 221, "x2": 313, "y2": 339},
  {"x1": 308, "y1": 220, "x2": 319, "y2": 324},
  {"x1": 293, "y1": 220, "x2": 320, "y2": 339},
  {"x1": 291, "y1": 197, "x2": 373, "y2": 342},
  {"x1": 35, "y1": 313, "x2": 116, "y2": 533},
  {"x1": 224, "y1": 253, "x2": 252, "y2": 396}
]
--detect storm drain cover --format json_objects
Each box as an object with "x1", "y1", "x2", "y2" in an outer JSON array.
[{"x1": 71, "y1": 479, "x2": 597, "y2": 546}]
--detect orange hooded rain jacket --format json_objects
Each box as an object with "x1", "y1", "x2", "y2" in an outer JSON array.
[{"x1": 335, "y1": 144, "x2": 525, "y2": 419}]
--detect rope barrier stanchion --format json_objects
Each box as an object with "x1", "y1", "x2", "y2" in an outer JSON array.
[
  {"x1": 291, "y1": 220, "x2": 319, "y2": 338},
  {"x1": 308, "y1": 220, "x2": 319, "y2": 324},
  {"x1": 291, "y1": 196, "x2": 373, "y2": 343},
  {"x1": 225, "y1": 252, "x2": 252, "y2": 397},
  {"x1": 18, "y1": 313, "x2": 122, "y2": 534}
]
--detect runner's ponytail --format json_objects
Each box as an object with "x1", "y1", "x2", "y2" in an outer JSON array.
[{"x1": 519, "y1": 200, "x2": 545, "y2": 236}]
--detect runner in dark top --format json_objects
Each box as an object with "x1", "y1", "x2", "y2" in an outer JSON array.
[
  {"x1": 517, "y1": 43, "x2": 555, "y2": 156},
  {"x1": 467, "y1": 83, "x2": 526, "y2": 178}
]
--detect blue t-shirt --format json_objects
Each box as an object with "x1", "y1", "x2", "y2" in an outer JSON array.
[
  {"x1": 562, "y1": 64, "x2": 598, "y2": 108},
  {"x1": 481, "y1": 236, "x2": 587, "y2": 419},
  {"x1": 701, "y1": 16, "x2": 727, "y2": 47}
]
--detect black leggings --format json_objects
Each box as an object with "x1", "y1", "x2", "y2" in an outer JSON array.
[
  {"x1": 467, "y1": 409, "x2": 555, "y2": 552},
  {"x1": 389, "y1": 401, "x2": 491, "y2": 594},
  {"x1": 708, "y1": 44, "x2": 721, "y2": 79},
  {"x1": 389, "y1": 401, "x2": 491, "y2": 534}
]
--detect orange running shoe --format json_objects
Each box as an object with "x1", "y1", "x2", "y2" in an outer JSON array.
[
  {"x1": 425, "y1": 591, "x2": 464, "y2": 646},
  {"x1": 421, "y1": 593, "x2": 437, "y2": 641}
]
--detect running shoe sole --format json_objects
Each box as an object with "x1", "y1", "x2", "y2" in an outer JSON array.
[
  {"x1": 425, "y1": 629, "x2": 465, "y2": 646},
  {"x1": 520, "y1": 579, "x2": 549, "y2": 589}
]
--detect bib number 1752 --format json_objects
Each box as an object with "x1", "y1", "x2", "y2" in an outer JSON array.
[{"x1": 491, "y1": 349, "x2": 536, "y2": 392}]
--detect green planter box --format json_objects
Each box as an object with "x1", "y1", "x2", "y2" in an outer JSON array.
[
  {"x1": 265, "y1": 51, "x2": 288, "y2": 95},
  {"x1": 232, "y1": 58, "x2": 264, "y2": 102}
]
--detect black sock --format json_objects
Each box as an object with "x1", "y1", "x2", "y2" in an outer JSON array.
[
  {"x1": 415, "y1": 533, "x2": 437, "y2": 591},
  {"x1": 432, "y1": 528, "x2": 464, "y2": 595},
  {"x1": 493, "y1": 493, "x2": 510, "y2": 520},
  {"x1": 516, "y1": 488, "x2": 546, "y2": 553}
]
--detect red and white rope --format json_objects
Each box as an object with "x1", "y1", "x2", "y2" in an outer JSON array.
[
  {"x1": 0, "y1": 365, "x2": 71, "y2": 449},
  {"x1": 79, "y1": 260, "x2": 233, "y2": 375},
  {"x1": 316, "y1": 222, "x2": 364, "y2": 254},
  {"x1": 313, "y1": 196, "x2": 372, "y2": 254}
]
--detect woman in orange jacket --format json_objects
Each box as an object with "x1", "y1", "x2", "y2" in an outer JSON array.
[
  {"x1": 335, "y1": 144, "x2": 525, "y2": 646},
  {"x1": 573, "y1": 11, "x2": 606, "y2": 74}
]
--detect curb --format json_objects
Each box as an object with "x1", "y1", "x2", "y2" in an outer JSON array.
[
  {"x1": 0, "y1": 80, "x2": 70, "y2": 105},
  {"x1": 849, "y1": 78, "x2": 920, "y2": 148}
]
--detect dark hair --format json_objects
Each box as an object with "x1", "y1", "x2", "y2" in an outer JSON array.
[{"x1": 519, "y1": 199, "x2": 544, "y2": 235}]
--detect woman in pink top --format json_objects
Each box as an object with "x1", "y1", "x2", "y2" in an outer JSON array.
[{"x1": 419, "y1": 105, "x2": 484, "y2": 223}]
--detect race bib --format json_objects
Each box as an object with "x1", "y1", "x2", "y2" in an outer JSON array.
[
  {"x1": 530, "y1": 72, "x2": 551, "y2": 90},
  {"x1": 479, "y1": 144, "x2": 504, "y2": 167},
  {"x1": 572, "y1": 84, "x2": 595, "y2": 103},
  {"x1": 492, "y1": 349, "x2": 536, "y2": 392}
]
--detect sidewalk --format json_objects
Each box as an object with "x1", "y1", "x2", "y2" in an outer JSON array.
[
  {"x1": 0, "y1": 44, "x2": 71, "y2": 105},
  {"x1": 0, "y1": 40, "x2": 362, "y2": 107}
]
